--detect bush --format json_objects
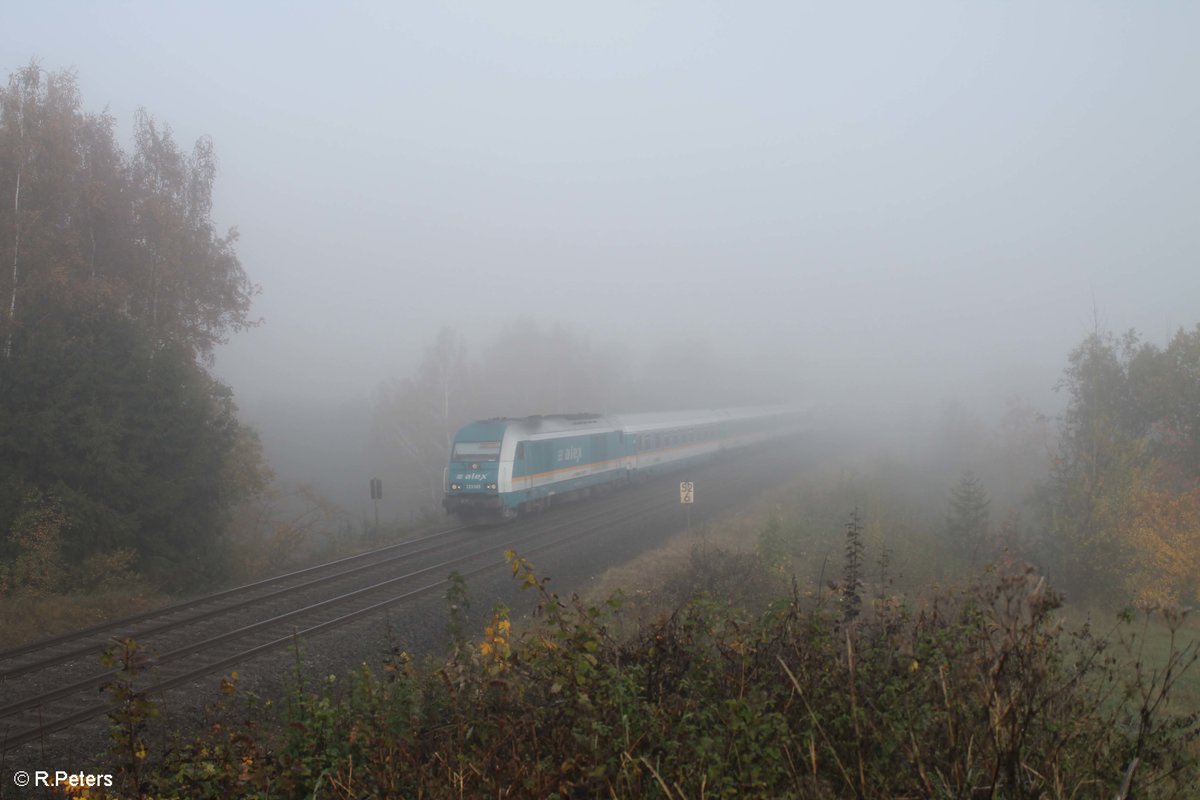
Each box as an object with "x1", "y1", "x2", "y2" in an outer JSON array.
[{"x1": 128, "y1": 553, "x2": 1198, "y2": 799}]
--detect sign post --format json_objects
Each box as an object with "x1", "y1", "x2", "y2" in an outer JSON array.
[
  {"x1": 680, "y1": 481, "x2": 694, "y2": 533},
  {"x1": 370, "y1": 477, "x2": 383, "y2": 531}
]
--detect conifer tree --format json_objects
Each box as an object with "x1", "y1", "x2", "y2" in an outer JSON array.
[{"x1": 946, "y1": 471, "x2": 990, "y2": 565}]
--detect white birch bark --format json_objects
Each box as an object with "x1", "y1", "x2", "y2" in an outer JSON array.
[{"x1": 4, "y1": 168, "x2": 19, "y2": 360}]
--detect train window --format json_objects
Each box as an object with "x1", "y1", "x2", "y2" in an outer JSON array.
[
  {"x1": 452, "y1": 441, "x2": 501, "y2": 462},
  {"x1": 594, "y1": 434, "x2": 607, "y2": 461},
  {"x1": 515, "y1": 442, "x2": 525, "y2": 460}
]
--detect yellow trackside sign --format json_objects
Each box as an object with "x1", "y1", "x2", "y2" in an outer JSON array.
[{"x1": 680, "y1": 481, "x2": 694, "y2": 504}]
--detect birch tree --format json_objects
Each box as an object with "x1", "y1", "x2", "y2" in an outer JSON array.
[
  {"x1": 128, "y1": 111, "x2": 257, "y2": 362},
  {"x1": 0, "y1": 64, "x2": 81, "y2": 361},
  {"x1": 0, "y1": 63, "x2": 266, "y2": 588}
]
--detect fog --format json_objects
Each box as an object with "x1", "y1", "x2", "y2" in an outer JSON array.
[{"x1": 5, "y1": 2, "x2": 1198, "y2": 512}]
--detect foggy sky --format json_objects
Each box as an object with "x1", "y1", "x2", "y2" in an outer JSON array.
[{"x1": 5, "y1": 2, "x2": 1199, "y2": 419}]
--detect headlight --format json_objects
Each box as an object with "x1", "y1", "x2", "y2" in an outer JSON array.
[
  {"x1": 450, "y1": 483, "x2": 461, "y2": 490},
  {"x1": 487, "y1": 483, "x2": 497, "y2": 490}
]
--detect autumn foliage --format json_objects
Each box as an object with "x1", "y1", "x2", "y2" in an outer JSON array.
[
  {"x1": 1126, "y1": 472, "x2": 1200, "y2": 606},
  {"x1": 99, "y1": 551, "x2": 1199, "y2": 799},
  {"x1": 0, "y1": 63, "x2": 265, "y2": 592},
  {"x1": 1044, "y1": 327, "x2": 1200, "y2": 606}
]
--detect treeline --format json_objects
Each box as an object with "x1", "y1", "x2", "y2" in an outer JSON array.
[
  {"x1": 1040, "y1": 326, "x2": 1200, "y2": 605},
  {"x1": 851, "y1": 323, "x2": 1200, "y2": 608},
  {"x1": 0, "y1": 64, "x2": 265, "y2": 593},
  {"x1": 669, "y1": 324, "x2": 1199, "y2": 611}
]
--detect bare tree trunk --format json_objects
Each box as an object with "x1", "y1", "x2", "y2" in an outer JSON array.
[
  {"x1": 146, "y1": 248, "x2": 160, "y2": 371},
  {"x1": 4, "y1": 168, "x2": 19, "y2": 361},
  {"x1": 4, "y1": 77, "x2": 28, "y2": 363}
]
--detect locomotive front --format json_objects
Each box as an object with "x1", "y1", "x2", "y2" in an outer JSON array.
[{"x1": 442, "y1": 420, "x2": 509, "y2": 518}]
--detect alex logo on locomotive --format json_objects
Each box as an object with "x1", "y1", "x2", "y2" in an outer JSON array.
[{"x1": 555, "y1": 446, "x2": 583, "y2": 463}]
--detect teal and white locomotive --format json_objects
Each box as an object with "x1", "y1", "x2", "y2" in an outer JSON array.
[{"x1": 442, "y1": 407, "x2": 801, "y2": 521}]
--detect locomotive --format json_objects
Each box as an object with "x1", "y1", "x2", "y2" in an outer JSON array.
[{"x1": 442, "y1": 406, "x2": 803, "y2": 521}]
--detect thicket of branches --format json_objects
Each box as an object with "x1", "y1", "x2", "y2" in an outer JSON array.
[
  {"x1": 106, "y1": 550, "x2": 1198, "y2": 799},
  {"x1": 0, "y1": 63, "x2": 265, "y2": 592}
]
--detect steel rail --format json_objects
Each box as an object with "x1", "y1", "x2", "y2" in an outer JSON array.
[
  {"x1": 0, "y1": 525, "x2": 482, "y2": 681},
  {"x1": 2, "y1": 510, "x2": 638, "y2": 750},
  {"x1": 0, "y1": 492, "x2": 671, "y2": 751},
  {"x1": 0, "y1": 523, "x2": 470, "y2": 664}
]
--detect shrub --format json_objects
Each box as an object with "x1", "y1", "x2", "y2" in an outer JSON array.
[{"x1": 134, "y1": 555, "x2": 1198, "y2": 799}]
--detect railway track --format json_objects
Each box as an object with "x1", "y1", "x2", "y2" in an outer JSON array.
[
  {"x1": 0, "y1": 487, "x2": 676, "y2": 752},
  {"x1": 0, "y1": 523, "x2": 476, "y2": 677}
]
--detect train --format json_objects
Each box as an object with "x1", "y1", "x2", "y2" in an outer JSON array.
[{"x1": 442, "y1": 406, "x2": 805, "y2": 521}]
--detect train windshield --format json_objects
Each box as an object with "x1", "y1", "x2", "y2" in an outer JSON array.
[{"x1": 451, "y1": 441, "x2": 501, "y2": 462}]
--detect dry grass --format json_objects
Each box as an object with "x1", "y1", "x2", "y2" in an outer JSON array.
[
  {"x1": 1061, "y1": 603, "x2": 1200, "y2": 719},
  {"x1": 580, "y1": 508, "x2": 792, "y2": 635},
  {"x1": 581, "y1": 463, "x2": 894, "y2": 633},
  {"x1": 0, "y1": 588, "x2": 168, "y2": 649},
  {"x1": 580, "y1": 464, "x2": 836, "y2": 610},
  {"x1": 585, "y1": 516, "x2": 756, "y2": 599}
]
